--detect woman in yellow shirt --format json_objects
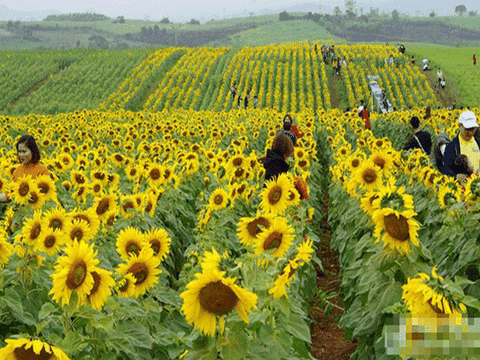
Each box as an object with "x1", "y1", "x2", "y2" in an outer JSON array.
[{"x1": 0, "y1": 135, "x2": 49, "y2": 202}]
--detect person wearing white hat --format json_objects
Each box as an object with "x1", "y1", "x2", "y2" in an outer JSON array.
[{"x1": 442, "y1": 111, "x2": 480, "y2": 182}]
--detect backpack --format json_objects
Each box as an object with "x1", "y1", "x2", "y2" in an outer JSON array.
[{"x1": 433, "y1": 133, "x2": 451, "y2": 171}]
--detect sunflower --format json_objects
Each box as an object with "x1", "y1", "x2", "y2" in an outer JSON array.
[
  {"x1": 44, "y1": 207, "x2": 69, "y2": 231},
  {"x1": 10, "y1": 174, "x2": 34, "y2": 205},
  {"x1": 92, "y1": 192, "x2": 117, "y2": 221},
  {"x1": 120, "y1": 195, "x2": 137, "y2": 218},
  {"x1": 27, "y1": 185, "x2": 46, "y2": 210},
  {"x1": 0, "y1": 232, "x2": 13, "y2": 267},
  {"x1": 293, "y1": 176, "x2": 309, "y2": 200},
  {"x1": 237, "y1": 212, "x2": 275, "y2": 246},
  {"x1": 254, "y1": 217, "x2": 295, "y2": 258},
  {"x1": 146, "y1": 163, "x2": 164, "y2": 187},
  {"x1": 353, "y1": 160, "x2": 383, "y2": 192},
  {"x1": 370, "y1": 151, "x2": 394, "y2": 174},
  {"x1": 61, "y1": 181, "x2": 72, "y2": 191},
  {"x1": 143, "y1": 192, "x2": 157, "y2": 217},
  {"x1": 90, "y1": 179, "x2": 104, "y2": 196},
  {"x1": 117, "y1": 273, "x2": 137, "y2": 298},
  {"x1": 86, "y1": 267, "x2": 115, "y2": 310},
  {"x1": 269, "y1": 261, "x2": 297, "y2": 299},
  {"x1": 50, "y1": 240, "x2": 99, "y2": 306},
  {"x1": 20, "y1": 210, "x2": 44, "y2": 246},
  {"x1": 70, "y1": 170, "x2": 88, "y2": 188},
  {"x1": 208, "y1": 188, "x2": 229, "y2": 210},
  {"x1": 116, "y1": 247, "x2": 161, "y2": 298},
  {"x1": 437, "y1": 184, "x2": 461, "y2": 209},
  {"x1": 0, "y1": 338, "x2": 71, "y2": 360},
  {"x1": 402, "y1": 266, "x2": 467, "y2": 317},
  {"x1": 286, "y1": 186, "x2": 301, "y2": 206},
  {"x1": 259, "y1": 173, "x2": 293, "y2": 214},
  {"x1": 372, "y1": 208, "x2": 420, "y2": 256},
  {"x1": 90, "y1": 170, "x2": 108, "y2": 186},
  {"x1": 35, "y1": 228, "x2": 65, "y2": 256},
  {"x1": 116, "y1": 227, "x2": 146, "y2": 261},
  {"x1": 64, "y1": 218, "x2": 95, "y2": 243},
  {"x1": 200, "y1": 248, "x2": 232, "y2": 272},
  {"x1": 144, "y1": 228, "x2": 171, "y2": 261},
  {"x1": 34, "y1": 174, "x2": 57, "y2": 203},
  {"x1": 464, "y1": 174, "x2": 480, "y2": 202},
  {"x1": 71, "y1": 185, "x2": 89, "y2": 203},
  {"x1": 372, "y1": 183, "x2": 414, "y2": 212},
  {"x1": 180, "y1": 269, "x2": 258, "y2": 337}
]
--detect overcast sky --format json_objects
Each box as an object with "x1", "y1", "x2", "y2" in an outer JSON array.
[{"x1": 1, "y1": 0, "x2": 479, "y2": 23}]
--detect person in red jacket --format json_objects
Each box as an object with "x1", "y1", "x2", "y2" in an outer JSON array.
[
  {"x1": 474, "y1": 53, "x2": 477, "y2": 67},
  {"x1": 362, "y1": 106, "x2": 371, "y2": 130},
  {"x1": 283, "y1": 114, "x2": 304, "y2": 141}
]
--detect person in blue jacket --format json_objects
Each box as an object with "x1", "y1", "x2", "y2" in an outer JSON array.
[{"x1": 442, "y1": 111, "x2": 480, "y2": 183}]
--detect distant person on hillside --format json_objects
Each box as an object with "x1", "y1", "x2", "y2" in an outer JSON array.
[
  {"x1": 253, "y1": 95, "x2": 258, "y2": 109},
  {"x1": 230, "y1": 81, "x2": 237, "y2": 101},
  {"x1": 388, "y1": 54, "x2": 395, "y2": 66},
  {"x1": 398, "y1": 44, "x2": 406, "y2": 54},
  {"x1": 358, "y1": 100, "x2": 365, "y2": 117},
  {"x1": 237, "y1": 95, "x2": 242, "y2": 109},
  {"x1": 244, "y1": 90, "x2": 250, "y2": 109},
  {"x1": 440, "y1": 77, "x2": 446, "y2": 89},
  {"x1": 411, "y1": 55, "x2": 416, "y2": 66},
  {"x1": 340, "y1": 56, "x2": 348, "y2": 68},
  {"x1": 403, "y1": 116, "x2": 432, "y2": 155},
  {"x1": 437, "y1": 68, "x2": 443, "y2": 85},
  {"x1": 362, "y1": 105, "x2": 371, "y2": 130},
  {"x1": 422, "y1": 59, "x2": 430, "y2": 71},
  {"x1": 474, "y1": 53, "x2": 477, "y2": 67}
]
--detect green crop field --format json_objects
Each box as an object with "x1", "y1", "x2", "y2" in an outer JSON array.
[
  {"x1": 207, "y1": 20, "x2": 344, "y2": 47},
  {"x1": 409, "y1": 46, "x2": 480, "y2": 107}
]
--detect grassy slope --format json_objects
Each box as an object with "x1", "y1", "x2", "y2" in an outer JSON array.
[
  {"x1": 408, "y1": 47, "x2": 480, "y2": 108},
  {"x1": 207, "y1": 19, "x2": 344, "y2": 47}
]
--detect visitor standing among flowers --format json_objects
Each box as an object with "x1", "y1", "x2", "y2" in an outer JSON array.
[
  {"x1": 442, "y1": 111, "x2": 480, "y2": 183},
  {"x1": 0, "y1": 134, "x2": 50, "y2": 203},
  {"x1": 263, "y1": 133, "x2": 294, "y2": 184}
]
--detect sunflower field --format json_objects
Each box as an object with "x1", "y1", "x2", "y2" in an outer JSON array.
[
  {"x1": 0, "y1": 41, "x2": 478, "y2": 360},
  {"x1": 0, "y1": 43, "x2": 436, "y2": 117}
]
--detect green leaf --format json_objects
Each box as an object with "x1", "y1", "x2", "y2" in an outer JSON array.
[
  {"x1": 4, "y1": 287, "x2": 24, "y2": 319},
  {"x1": 220, "y1": 329, "x2": 248, "y2": 360},
  {"x1": 284, "y1": 314, "x2": 311, "y2": 343},
  {"x1": 462, "y1": 295, "x2": 480, "y2": 312},
  {"x1": 38, "y1": 302, "x2": 57, "y2": 320}
]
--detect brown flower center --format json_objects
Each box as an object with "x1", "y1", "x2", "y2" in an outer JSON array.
[
  {"x1": 246, "y1": 217, "x2": 270, "y2": 238},
  {"x1": 38, "y1": 182, "x2": 49, "y2": 194},
  {"x1": 19, "y1": 182, "x2": 30, "y2": 197},
  {"x1": 96, "y1": 198, "x2": 110, "y2": 215},
  {"x1": 66, "y1": 260, "x2": 87, "y2": 290},
  {"x1": 362, "y1": 169, "x2": 377, "y2": 184},
  {"x1": 351, "y1": 159, "x2": 360, "y2": 168},
  {"x1": 234, "y1": 168, "x2": 244, "y2": 178},
  {"x1": 44, "y1": 235, "x2": 56, "y2": 249},
  {"x1": 126, "y1": 241, "x2": 141, "y2": 257},
  {"x1": 114, "y1": 154, "x2": 124, "y2": 162},
  {"x1": 123, "y1": 201, "x2": 134, "y2": 213},
  {"x1": 28, "y1": 191, "x2": 39, "y2": 205},
  {"x1": 263, "y1": 231, "x2": 283, "y2": 251},
  {"x1": 383, "y1": 214, "x2": 410, "y2": 242},
  {"x1": 128, "y1": 262, "x2": 149, "y2": 285},
  {"x1": 232, "y1": 158, "x2": 243, "y2": 167},
  {"x1": 89, "y1": 271, "x2": 101, "y2": 297},
  {"x1": 75, "y1": 174, "x2": 85, "y2": 184},
  {"x1": 145, "y1": 202, "x2": 153, "y2": 213},
  {"x1": 50, "y1": 218, "x2": 62, "y2": 230},
  {"x1": 198, "y1": 281, "x2": 239, "y2": 315},
  {"x1": 374, "y1": 157, "x2": 386, "y2": 170},
  {"x1": 150, "y1": 168, "x2": 161, "y2": 180},
  {"x1": 30, "y1": 223, "x2": 42, "y2": 240},
  {"x1": 267, "y1": 185, "x2": 282, "y2": 205},
  {"x1": 14, "y1": 344, "x2": 53, "y2": 360},
  {"x1": 213, "y1": 194, "x2": 224, "y2": 206},
  {"x1": 149, "y1": 239, "x2": 161, "y2": 255}
]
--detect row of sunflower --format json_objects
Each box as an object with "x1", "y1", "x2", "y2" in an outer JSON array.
[
  {"x1": 335, "y1": 44, "x2": 439, "y2": 110},
  {"x1": 0, "y1": 108, "x2": 324, "y2": 360},
  {"x1": 323, "y1": 107, "x2": 480, "y2": 358}
]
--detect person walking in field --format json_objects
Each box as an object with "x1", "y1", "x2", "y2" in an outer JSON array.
[
  {"x1": 362, "y1": 105, "x2": 371, "y2": 130},
  {"x1": 253, "y1": 95, "x2": 258, "y2": 109},
  {"x1": 244, "y1": 90, "x2": 250, "y2": 109},
  {"x1": 230, "y1": 81, "x2": 237, "y2": 101},
  {"x1": 403, "y1": 116, "x2": 432, "y2": 155},
  {"x1": 474, "y1": 53, "x2": 477, "y2": 67}
]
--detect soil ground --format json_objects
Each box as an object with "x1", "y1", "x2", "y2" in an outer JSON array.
[{"x1": 310, "y1": 194, "x2": 357, "y2": 359}]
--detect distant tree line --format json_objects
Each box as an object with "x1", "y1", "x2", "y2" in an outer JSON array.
[
  {"x1": 278, "y1": 8, "x2": 480, "y2": 46},
  {"x1": 43, "y1": 13, "x2": 110, "y2": 22}
]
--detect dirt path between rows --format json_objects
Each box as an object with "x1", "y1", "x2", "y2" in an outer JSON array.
[
  {"x1": 310, "y1": 194, "x2": 357, "y2": 359},
  {"x1": 5, "y1": 73, "x2": 56, "y2": 111}
]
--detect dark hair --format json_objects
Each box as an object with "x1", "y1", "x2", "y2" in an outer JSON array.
[
  {"x1": 283, "y1": 114, "x2": 292, "y2": 123},
  {"x1": 454, "y1": 154, "x2": 473, "y2": 176},
  {"x1": 272, "y1": 133, "x2": 294, "y2": 158},
  {"x1": 410, "y1": 116, "x2": 420, "y2": 129},
  {"x1": 433, "y1": 134, "x2": 450, "y2": 170},
  {"x1": 17, "y1": 134, "x2": 41, "y2": 164}
]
